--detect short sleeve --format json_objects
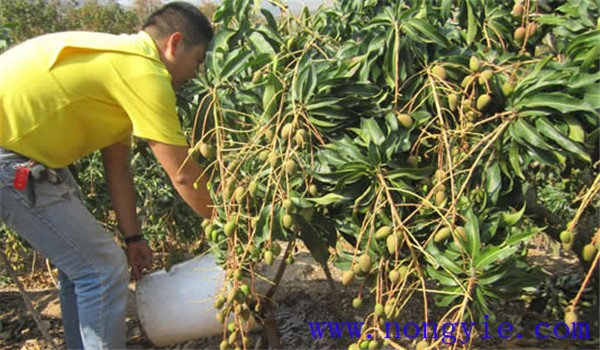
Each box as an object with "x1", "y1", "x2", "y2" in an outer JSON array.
[{"x1": 111, "y1": 59, "x2": 188, "y2": 147}]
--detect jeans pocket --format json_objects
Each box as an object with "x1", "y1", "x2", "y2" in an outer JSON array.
[
  {"x1": 31, "y1": 180, "x2": 78, "y2": 208},
  {"x1": 0, "y1": 162, "x2": 77, "y2": 208},
  {"x1": 0, "y1": 162, "x2": 19, "y2": 188}
]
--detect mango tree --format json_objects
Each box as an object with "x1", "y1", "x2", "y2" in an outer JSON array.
[{"x1": 178, "y1": 0, "x2": 599, "y2": 348}]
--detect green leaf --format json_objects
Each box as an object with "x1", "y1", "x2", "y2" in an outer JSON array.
[
  {"x1": 248, "y1": 31, "x2": 276, "y2": 55},
  {"x1": 271, "y1": 207, "x2": 288, "y2": 241},
  {"x1": 514, "y1": 92, "x2": 597, "y2": 114},
  {"x1": 403, "y1": 19, "x2": 449, "y2": 48},
  {"x1": 221, "y1": 50, "x2": 252, "y2": 81},
  {"x1": 361, "y1": 118, "x2": 385, "y2": 145},
  {"x1": 312, "y1": 211, "x2": 338, "y2": 248},
  {"x1": 584, "y1": 84, "x2": 600, "y2": 109},
  {"x1": 387, "y1": 166, "x2": 434, "y2": 181},
  {"x1": 383, "y1": 29, "x2": 398, "y2": 89},
  {"x1": 426, "y1": 241, "x2": 464, "y2": 274},
  {"x1": 566, "y1": 31, "x2": 600, "y2": 57},
  {"x1": 466, "y1": 1, "x2": 477, "y2": 45},
  {"x1": 261, "y1": 72, "x2": 282, "y2": 118},
  {"x1": 366, "y1": 33, "x2": 386, "y2": 54},
  {"x1": 511, "y1": 119, "x2": 553, "y2": 151},
  {"x1": 568, "y1": 71, "x2": 600, "y2": 89},
  {"x1": 565, "y1": 116, "x2": 586, "y2": 143},
  {"x1": 474, "y1": 287, "x2": 492, "y2": 318},
  {"x1": 465, "y1": 208, "x2": 481, "y2": 260},
  {"x1": 501, "y1": 204, "x2": 526, "y2": 227},
  {"x1": 511, "y1": 57, "x2": 555, "y2": 101},
  {"x1": 535, "y1": 117, "x2": 591, "y2": 162},
  {"x1": 436, "y1": 286, "x2": 462, "y2": 307},
  {"x1": 294, "y1": 214, "x2": 330, "y2": 265},
  {"x1": 304, "y1": 63, "x2": 318, "y2": 102},
  {"x1": 477, "y1": 269, "x2": 508, "y2": 285},
  {"x1": 535, "y1": 14, "x2": 566, "y2": 26},
  {"x1": 502, "y1": 229, "x2": 535, "y2": 247},
  {"x1": 426, "y1": 266, "x2": 459, "y2": 286},
  {"x1": 474, "y1": 245, "x2": 519, "y2": 271},
  {"x1": 308, "y1": 193, "x2": 347, "y2": 206},
  {"x1": 260, "y1": 9, "x2": 278, "y2": 30},
  {"x1": 484, "y1": 161, "x2": 501, "y2": 205},
  {"x1": 234, "y1": 0, "x2": 251, "y2": 21},
  {"x1": 210, "y1": 28, "x2": 236, "y2": 53},
  {"x1": 293, "y1": 59, "x2": 319, "y2": 103},
  {"x1": 508, "y1": 141, "x2": 525, "y2": 180},
  {"x1": 523, "y1": 143, "x2": 560, "y2": 165},
  {"x1": 254, "y1": 205, "x2": 273, "y2": 245},
  {"x1": 581, "y1": 45, "x2": 600, "y2": 70},
  {"x1": 440, "y1": 0, "x2": 452, "y2": 18}
]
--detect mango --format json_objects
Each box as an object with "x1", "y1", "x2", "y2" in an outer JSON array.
[
  {"x1": 342, "y1": 270, "x2": 355, "y2": 285},
  {"x1": 512, "y1": 3, "x2": 523, "y2": 17},
  {"x1": 432, "y1": 65, "x2": 446, "y2": 80},
  {"x1": 435, "y1": 190, "x2": 447, "y2": 206},
  {"x1": 559, "y1": 230, "x2": 572, "y2": 244},
  {"x1": 224, "y1": 222, "x2": 236, "y2": 236},
  {"x1": 234, "y1": 186, "x2": 245, "y2": 203},
  {"x1": 264, "y1": 250, "x2": 274, "y2": 265},
  {"x1": 396, "y1": 113, "x2": 414, "y2": 129},
  {"x1": 387, "y1": 234, "x2": 399, "y2": 254},
  {"x1": 284, "y1": 159, "x2": 297, "y2": 175},
  {"x1": 248, "y1": 181, "x2": 258, "y2": 197},
  {"x1": 281, "y1": 122, "x2": 294, "y2": 139},
  {"x1": 434, "y1": 227, "x2": 452, "y2": 243},
  {"x1": 199, "y1": 142, "x2": 214, "y2": 159},
  {"x1": 448, "y1": 93, "x2": 458, "y2": 111},
  {"x1": 582, "y1": 243, "x2": 597, "y2": 262},
  {"x1": 514, "y1": 26, "x2": 526, "y2": 43},
  {"x1": 476, "y1": 94, "x2": 491, "y2": 110},
  {"x1": 469, "y1": 56, "x2": 481, "y2": 72},
  {"x1": 283, "y1": 198, "x2": 294, "y2": 211},
  {"x1": 374, "y1": 303, "x2": 384, "y2": 316},
  {"x1": 389, "y1": 269, "x2": 400, "y2": 284},
  {"x1": 358, "y1": 254, "x2": 372, "y2": 273},
  {"x1": 416, "y1": 340, "x2": 429, "y2": 350},
  {"x1": 564, "y1": 309, "x2": 578, "y2": 327},
  {"x1": 375, "y1": 225, "x2": 393, "y2": 239},
  {"x1": 282, "y1": 214, "x2": 294, "y2": 229},
  {"x1": 527, "y1": 22, "x2": 537, "y2": 36}
]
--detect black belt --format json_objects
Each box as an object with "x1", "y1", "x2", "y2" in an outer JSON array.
[{"x1": 28, "y1": 162, "x2": 61, "y2": 184}]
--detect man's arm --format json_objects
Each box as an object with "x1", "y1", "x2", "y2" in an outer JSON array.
[
  {"x1": 147, "y1": 140, "x2": 213, "y2": 219},
  {"x1": 101, "y1": 143, "x2": 141, "y2": 237},
  {"x1": 101, "y1": 142, "x2": 152, "y2": 280}
]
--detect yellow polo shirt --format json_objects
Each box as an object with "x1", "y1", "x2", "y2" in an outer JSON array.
[{"x1": 0, "y1": 31, "x2": 188, "y2": 168}]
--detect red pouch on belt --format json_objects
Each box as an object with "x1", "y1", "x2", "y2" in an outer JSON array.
[{"x1": 13, "y1": 166, "x2": 30, "y2": 191}]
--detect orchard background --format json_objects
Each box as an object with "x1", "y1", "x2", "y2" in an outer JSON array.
[{"x1": 0, "y1": 0, "x2": 598, "y2": 349}]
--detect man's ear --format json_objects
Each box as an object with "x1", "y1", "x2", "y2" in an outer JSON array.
[{"x1": 166, "y1": 32, "x2": 184, "y2": 57}]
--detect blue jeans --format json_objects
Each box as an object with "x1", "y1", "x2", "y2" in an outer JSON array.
[{"x1": 0, "y1": 149, "x2": 128, "y2": 349}]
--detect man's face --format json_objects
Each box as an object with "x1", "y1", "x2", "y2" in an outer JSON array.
[{"x1": 170, "y1": 42, "x2": 206, "y2": 89}]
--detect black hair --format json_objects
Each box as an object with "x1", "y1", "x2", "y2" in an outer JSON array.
[{"x1": 142, "y1": 2, "x2": 213, "y2": 47}]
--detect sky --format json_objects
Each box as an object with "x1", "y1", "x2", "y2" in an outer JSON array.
[{"x1": 117, "y1": 0, "x2": 330, "y2": 13}]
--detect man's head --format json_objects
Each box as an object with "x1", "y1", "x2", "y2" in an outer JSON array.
[{"x1": 143, "y1": 2, "x2": 214, "y2": 88}]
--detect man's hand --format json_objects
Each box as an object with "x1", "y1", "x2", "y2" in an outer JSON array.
[{"x1": 125, "y1": 241, "x2": 153, "y2": 280}]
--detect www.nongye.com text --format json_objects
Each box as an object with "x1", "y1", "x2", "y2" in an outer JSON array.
[{"x1": 308, "y1": 315, "x2": 590, "y2": 345}]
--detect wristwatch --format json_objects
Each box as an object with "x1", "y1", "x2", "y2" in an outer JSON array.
[{"x1": 123, "y1": 234, "x2": 145, "y2": 245}]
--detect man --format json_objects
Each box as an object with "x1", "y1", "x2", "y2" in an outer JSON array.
[{"x1": 0, "y1": 2, "x2": 214, "y2": 349}]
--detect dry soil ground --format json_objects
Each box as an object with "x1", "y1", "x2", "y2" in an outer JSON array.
[{"x1": 1, "y1": 237, "x2": 599, "y2": 350}]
